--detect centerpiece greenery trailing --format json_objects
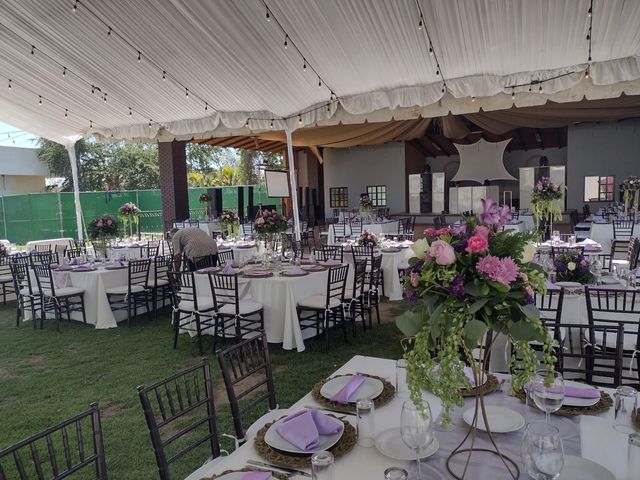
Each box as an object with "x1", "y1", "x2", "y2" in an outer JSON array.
[
  {"x1": 355, "y1": 230, "x2": 379, "y2": 248},
  {"x1": 87, "y1": 214, "x2": 119, "y2": 258},
  {"x1": 620, "y1": 176, "x2": 640, "y2": 216},
  {"x1": 553, "y1": 251, "x2": 595, "y2": 284},
  {"x1": 219, "y1": 209, "x2": 239, "y2": 237},
  {"x1": 530, "y1": 177, "x2": 564, "y2": 231},
  {"x1": 358, "y1": 194, "x2": 374, "y2": 221},
  {"x1": 199, "y1": 192, "x2": 212, "y2": 218},
  {"x1": 397, "y1": 198, "x2": 555, "y2": 427},
  {"x1": 118, "y1": 202, "x2": 140, "y2": 238}
]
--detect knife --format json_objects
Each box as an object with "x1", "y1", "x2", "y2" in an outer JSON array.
[
  {"x1": 614, "y1": 392, "x2": 621, "y2": 420},
  {"x1": 304, "y1": 404, "x2": 356, "y2": 416},
  {"x1": 247, "y1": 459, "x2": 311, "y2": 478}
]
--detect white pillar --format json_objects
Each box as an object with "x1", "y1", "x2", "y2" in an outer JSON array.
[
  {"x1": 285, "y1": 129, "x2": 301, "y2": 241},
  {"x1": 66, "y1": 143, "x2": 84, "y2": 242}
]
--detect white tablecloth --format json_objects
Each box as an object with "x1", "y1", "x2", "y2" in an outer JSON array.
[
  {"x1": 186, "y1": 355, "x2": 631, "y2": 480},
  {"x1": 327, "y1": 221, "x2": 399, "y2": 244},
  {"x1": 590, "y1": 222, "x2": 614, "y2": 254},
  {"x1": 193, "y1": 268, "x2": 329, "y2": 352},
  {"x1": 26, "y1": 238, "x2": 73, "y2": 254}
]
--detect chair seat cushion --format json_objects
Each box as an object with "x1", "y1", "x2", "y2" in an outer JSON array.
[
  {"x1": 219, "y1": 300, "x2": 263, "y2": 316},
  {"x1": 178, "y1": 298, "x2": 215, "y2": 313},
  {"x1": 106, "y1": 285, "x2": 145, "y2": 295},
  {"x1": 297, "y1": 294, "x2": 340, "y2": 310},
  {"x1": 0, "y1": 275, "x2": 13, "y2": 283},
  {"x1": 149, "y1": 278, "x2": 169, "y2": 287},
  {"x1": 50, "y1": 286, "x2": 84, "y2": 297}
]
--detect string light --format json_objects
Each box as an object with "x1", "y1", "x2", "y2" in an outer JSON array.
[
  {"x1": 129, "y1": 107, "x2": 132, "y2": 116},
  {"x1": 588, "y1": 7, "x2": 592, "y2": 17},
  {"x1": 471, "y1": 96, "x2": 476, "y2": 102},
  {"x1": 162, "y1": 71, "x2": 166, "y2": 81},
  {"x1": 204, "y1": 102, "x2": 208, "y2": 111},
  {"x1": 185, "y1": 88, "x2": 189, "y2": 99},
  {"x1": 303, "y1": 58, "x2": 307, "y2": 71},
  {"x1": 30, "y1": 45, "x2": 34, "y2": 55},
  {"x1": 511, "y1": 88, "x2": 515, "y2": 100},
  {"x1": 418, "y1": 16, "x2": 423, "y2": 30},
  {"x1": 107, "y1": 26, "x2": 112, "y2": 36},
  {"x1": 585, "y1": 68, "x2": 590, "y2": 79},
  {"x1": 148, "y1": 120, "x2": 152, "y2": 127},
  {"x1": 266, "y1": 7, "x2": 270, "y2": 21},
  {"x1": 441, "y1": 85, "x2": 445, "y2": 93},
  {"x1": 89, "y1": 120, "x2": 93, "y2": 130},
  {"x1": 91, "y1": 85, "x2": 95, "y2": 94},
  {"x1": 103, "y1": 93, "x2": 107, "y2": 103},
  {"x1": 298, "y1": 114, "x2": 303, "y2": 126},
  {"x1": 327, "y1": 103, "x2": 331, "y2": 112},
  {"x1": 64, "y1": 109, "x2": 68, "y2": 118},
  {"x1": 539, "y1": 84, "x2": 543, "y2": 94},
  {"x1": 244, "y1": 119, "x2": 249, "y2": 128},
  {"x1": 318, "y1": 77, "x2": 322, "y2": 88},
  {"x1": 270, "y1": 119, "x2": 274, "y2": 129},
  {"x1": 284, "y1": 35, "x2": 288, "y2": 49},
  {"x1": 429, "y1": 46, "x2": 433, "y2": 55},
  {"x1": 137, "y1": 51, "x2": 141, "y2": 62},
  {"x1": 73, "y1": 1, "x2": 78, "y2": 12},
  {"x1": 8, "y1": 79, "x2": 11, "y2": 89},
  {"x1": 436, "y1": 67, "x2": 440, "y2": 76},
  {"x1": 38, "y1": 95, "x2": 42, "y2": 105},
  {"x1": 62, "y1": 66, "x2": 66, "y2": 77}
]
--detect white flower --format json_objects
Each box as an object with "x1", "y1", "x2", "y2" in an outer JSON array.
[
  {"x1": 567, "y1": 262, "x2": 576, "y2": 271},
  {"x1": 411, "y1": 238, "x2": 430, "y2": 258},
  {"x1": 521, "y1": 241, "x2": 536, "y2": 263}
]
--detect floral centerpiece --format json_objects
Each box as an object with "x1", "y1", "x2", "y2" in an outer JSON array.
[
  {"x1": 531, "y1": 177, "x2": 564, "y2": 232},
  {"x1": 397, "y1": 198, "x2": 554, "y2": 475},
  {"x1": 358, "y1": 195, "x2": 374, "y2": 221},
  {"x1": 220, "y1": 209, "x2": 239, "y2": 237},
  {"x1": 356, "y1": 230, "x2": 378, "y2": 248},
  {"x1": 199, "y1": 192, "x2": 212, "y2": 218},
  {"x1": 620, "y1": 176, "x2": 640, "y2": 216},
  {"x1": 118, "y1": 202, "x2": 140, "y2": 238},
  {"x1": 87, "y1": 214, "x2": 119, "y2": 258},
  {"x1": 553, "y1": 251, "x2": 594, "y2": 284},
  {"x1": 255, "y1": 209, "x2": 288, "y2": 253}
]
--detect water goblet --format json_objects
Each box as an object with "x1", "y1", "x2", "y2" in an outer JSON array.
[
  {"x1": 521, "y1": 421, "x2": 564, "y2": 480},
  {"x1": 311, "y1": 451, "x2": 334, "y2": 480},
  {"x1": 400, "y1": 399, "x2": 434, "y2": 480},
  {"x1": 531, "y1": 370, "x2": 565, "y2": 423},
  {"x1": 384, "y1": 467, "x2": 408, "y2": 480}
]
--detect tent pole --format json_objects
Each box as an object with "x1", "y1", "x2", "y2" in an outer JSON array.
[
  {"x1": 285, "y1": 129, "x2": 301, "y2": 241},
  {"x1": 66, "y1": 143, "x2": 84, "y2": 242}
]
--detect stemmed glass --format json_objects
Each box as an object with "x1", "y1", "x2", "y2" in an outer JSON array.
[
  {"x1": 400, "y1": 399, "x2": 434, "y2": 480},
  {"x1": 542, "y1": 255, "x2": 555, "y2": 282},
  {"x1": 531, "y1": 370, "x2": 565, "y2": 423},
  {"x1": 521, "y1": 421, "x2": 564, "y2": 480}
]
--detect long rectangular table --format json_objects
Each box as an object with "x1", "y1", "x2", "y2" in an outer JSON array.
[{"x1": 185, "y1": 355, "x2": 632, "y2": 480}]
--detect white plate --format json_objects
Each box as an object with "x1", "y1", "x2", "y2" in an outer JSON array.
[
  {"x1": 561, "y1": 380, "x2": 601, "y2": 407},
  {"x1": 215, "y1": 473, "x2": 275, "y2": 480},
  {"x1": 559, "y1": 455, "x2": 615, "y2": 480},
  {"x1": 555, "y1": 281, "x2": 583, "y2": 289},
  {"x1": 600, "y1": 277, "x2": 622, "y2": 285},
  {"x1": 375, "y1": 428, "x2": 439, "y2": 461},
  {"x1": 264, "y1": 413, "x2": 344, "y2": 454},
  {"x1": 320, "y1": 375, "x2": 384, "y2": 403},
  {"x1": 462, "y1": 405, "x2": 525, "y2": 433}
]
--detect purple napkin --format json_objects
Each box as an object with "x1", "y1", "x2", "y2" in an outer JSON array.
[
  {"x1": 55, "y1": 265, "x2": 72, "y2": 271},
  {"x1": 323, "y1": 259, "x2": 340, "y2": 266},
  {"x1": 545, "y1": 279, "x2": 557, "y2": 289},
  {"x1": 74, "y1": 265, "x2": 94, "y2": 272},
  {"x1": 329, "y1": 375, "x2": 366, "y2": 404},
  {"x1": 197, "y1": 266, "x2": 217, "y2": 273},
  {"x1": 230, "y1": 259, "x2": 240, "y2": 268},
  {"x1": 276, "y1": 409, "x2": 343, "y2": 451},
  {"x1": 247, "y1": 269, "x2": 270, "y2": 276},
  {"x1": 221, "y1": 263, "x2": 235, "y2": 274},
  {"x1": 285, "y1": 267, "x2": 306, "y2": 275},
  {"x1": 241, "y1": 472, "x2": 271, "y2": 480},
  {"x1": 111, "y1": 261, "x2": 124, "y2": 268}
]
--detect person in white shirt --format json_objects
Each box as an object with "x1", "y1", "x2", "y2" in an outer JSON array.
[{"x1": 170, "y1": 227, "x2": 218, "y2": 270}]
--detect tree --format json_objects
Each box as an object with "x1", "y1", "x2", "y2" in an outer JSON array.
[{"x1": 186, "y1": 143, "x2": 238, "y2": 175}]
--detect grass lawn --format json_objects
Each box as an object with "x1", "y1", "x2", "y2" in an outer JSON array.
[{"x1": 0, "y1": 302, "x2": 406, "y2": 478}]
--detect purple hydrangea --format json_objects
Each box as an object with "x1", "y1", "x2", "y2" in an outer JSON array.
[{"x1": 450, "y1": 275, "x2": 466, "y2": 296}]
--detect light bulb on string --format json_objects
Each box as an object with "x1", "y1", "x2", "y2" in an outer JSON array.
[
  {"x1": 511, "y1": 88, "x2": 515, "y2": 100},
  {"x1": 148, "y1": 120, "x2": 152, "y2": 128},
  {"x1": 266, "y1": 8, "x2": 270, "y2": 21},
  {"x1": 107, "y1": 27, "x2": 112, "y2": 36},
  {"x1": 588, "y1": 55, "x2": 592, "y2": 62},
  {"x1": 327, "y1": 103, "x2": 331, "y2": 112},
  {"x1": 418, "y1": 17, "x2": 423, "y2": 30},
  {"x1": 162, "y1": 71, "x2": 166, "y2": 81},
  {"x1": 539, "y1": 84, "x2": 543, "y2": 94},
  {"x1": 62, "y1": 67, "x2": 66, "y2": 77},
  {"x1": 38, "y1": 96, "x2": 42, "y2": 106},
  {"x1": 8, "y1": 79, "x2": 11, "y2": 89},
  {"x1": 129, "y1": 107, "x2": 132, "y2": 116},
  {"x1": 429, "y1": 46, "x2": 433, "y2": 55},
  {"x1": 73, "y1": 1, "x2": 78, "y2": 12},
  {"x1": 185, "y1": 88, "x2": 189, "y2": 99},
  {"x1": 30, "y1": 45, "x2": 34, "y2": 55},
  {"x1": 585, "y1": 68, "x2": 590, "y2": 79},
  {"x1": 471, "y1": 96, "x2": 476, "y2": 102},
  {"x1": 528, "y1": 84, "x2": 532, "y2": 92},
  {"x1": 103, "y1": 93, "x2": 107, "y2": 103},
  {"x1": 244, "y1": 119, "x2": 249, "y2": 128},
  {"x1": 303, "y1": 59, "x2": 307, "y2": 71},
  {"x1": 436, "y1": 67, "x2": 440, "y2": 76},
  {"x1": 89, "y1": 120, "x2": 93, "y2": 130},
  {"x1": 284, "y1": 35, "x2": 288, "y2": 49},
  {"x1": 137, "y1": 51, "x2": 141, "y2": 63},
  {"x1": 298, "y1": 114, "x2": 303, "y2": 126},
  {"x1": 270, "y1": 119, "x2": 274, "y2": 129},
  {"x1": 91, "y1": 85, "x2": 95, "y2": 94},
  {"x1": 318, "y1": 77, "x2": 322, "y2": 88},
  {"x1": 205, "y1": 102, "x2": 208, "y2": 111},
  {"x1": 441, "y1": 85, "x2": 445, "y2": 94},
  {"x1": 588, "y1": 7, "x2": 592, "y2": 17},
  {"x1": 64, "y1": 109, "x2": 68, "y2": 118}
]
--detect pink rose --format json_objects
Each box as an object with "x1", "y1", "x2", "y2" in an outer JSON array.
[
  {"x1": 429, "y1": 240, "x2": 456, "y2": 266},
  {"x1": 96, "y1": 219, "x2": 104, "y2": 227},
  {"x1": 552, "y1": 185, "x2": 558, "y2": 192},
  {"x1": 465, "y1": 235, "x2": 489, "y2": 254},
  {"x1": 256, "y1": 217, "x2": 265, "y2": 225},
  {"x1": 410, "y1": 271, "x2": 419, "y2": 287},
  {"x1": 473, "y1": 226, "x2": 490, "y2": 240}
]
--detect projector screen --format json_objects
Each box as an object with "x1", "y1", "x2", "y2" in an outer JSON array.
[{"x1": 264, "y1": 169, "x2": 290, "y2": 197}]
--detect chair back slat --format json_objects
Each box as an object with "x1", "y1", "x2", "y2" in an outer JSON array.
[
  {"x1": 29, "y1": 251, "x2": 59, "y2": 266},
  {"x1": 551, "y1": 246, "x2": 585, "y2": 259},
  {"x1": 210, "y1": 273, "x2": 239, "y2": 311},
  {"x1": 327, "y1": 265, "x2": 349, "y2": 304},
  {"x1": 534, "y1": 288, "x2": 565, "y2": 329},
  {"x1": 613, "y1": 219, "x2": 635, "y2": 240},
  {"x1": 128, "y1": 258, "x2": 151, "y2": 289},
  {"x1": 217, "y1": 333, "x2": 276, "y2": 442},
  {"x1": 314, "y1": 245, "x2": 343, "y2": 262},
  {"x1": 351, "y1": 259, "x2": 368, "y2": 298},
  {"x1": 32, "y1": 263, "x2": 55, "y2": 297},
  {"x1": 218, "y1": 249, "x2": 234, "y2": 265},
  {"x1": 0, "y1": 403, "x2": 107, "y2": 479},
  {"x1": 191, "y1": 255, "x2": 216, "y2": 271},
  {"x1": 137, "y1": 360, "x2": 220, "y2": 480}
]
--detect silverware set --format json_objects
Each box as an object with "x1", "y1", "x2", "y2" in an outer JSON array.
[{"x1": 247, "y1": 459, "x2": 311, "y2": 478}]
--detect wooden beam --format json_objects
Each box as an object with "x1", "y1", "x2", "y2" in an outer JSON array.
[
  {"x1": 539, "y1": 129, "x2": 555, "y2": 149},
  {"x1": 419, "y1": 137, "x2": 441, "y2": 157},
  {"x1": 408, "y1": 139, "x2": 432, "y2": 157},
  {"x1": 431, "y1": 134, "x2": 458, "y2": 156}
]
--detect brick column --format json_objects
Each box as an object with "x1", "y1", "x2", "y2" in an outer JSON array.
[{"x1": 158, "y1": 140, "x2": 189, "y2": 234}]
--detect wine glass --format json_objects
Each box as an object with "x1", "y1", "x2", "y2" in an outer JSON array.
[
  {"x1": 590, "y1": 257, "x2": 602, "y2": 284},
  {"x1": 521, "y1": 421, "x2": 564, "y2": 480},
  {"x1": 531, "y1": 369, "x2": 565, "y2": 423},
  {"x1": 400, "y1": 399, "x2": 434, "y2": 479}
]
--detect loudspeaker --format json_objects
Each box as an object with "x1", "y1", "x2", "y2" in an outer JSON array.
[
  {"x1": 247, "y1": 186, "x2": 254, "y2": 220},
  {"x1": 212, "y1": 188, "x2": 223, "y2": 217},
  {"x1": 237, "y1": 186, "x2": 245, "y2": 223}
]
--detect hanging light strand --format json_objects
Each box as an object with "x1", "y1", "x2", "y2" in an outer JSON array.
[
  {"x1": 414, "y1": 0, "x2": 448, "y2": 94},
  {"x1": 504, "y1": 70, "x2": 579, "y2": 96},
  {"x1": 260, "y1": 0, "x2": 336, "y2": 110},
  {"x1": 69, "y1": 0, "x2": 216, "y2": 115},
  {"x1": 0, "y1": 21, "x2": 154, "y2": 122},
  {"x1": 586, "y1": 0, "x2": 594, "y2": 63}
]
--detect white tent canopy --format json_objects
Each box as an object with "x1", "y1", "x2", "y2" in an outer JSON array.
[{"x1": 1, "y1": 0, "x2": 640, "y2": 144}]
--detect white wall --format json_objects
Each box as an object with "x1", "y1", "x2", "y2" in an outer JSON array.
[
  {"x1": 0, "y1": 146, "x2": 48, "y2": 176},
  {"x1": 323, "y1": 143, "x2": 406, "y2": 214},
  {"x1": 566, "y1": 120, "x2": 640, "y2": 211},
  {"x1": 1, "y1": 175, "x2": 45, "y2": 195}
]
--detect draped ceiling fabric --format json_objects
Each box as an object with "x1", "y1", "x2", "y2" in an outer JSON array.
[{"x1": 2, "y1": 1, "x2": 640, "y2": 144}]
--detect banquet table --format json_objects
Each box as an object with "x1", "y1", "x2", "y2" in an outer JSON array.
[
  {"x1": 327, "y1": 220, "x2": 399, "y2": 244},
  {"x1": 192, "y1": 266, "x2": 329, "y2": 352},
  {"x1": 185, "y1": 355, "x2": 633, "y2": 480},
  {"x1": 25, "y1": 237, "x2": 73, "y2": 255}
]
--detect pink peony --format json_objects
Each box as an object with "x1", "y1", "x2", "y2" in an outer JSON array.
[
  {"x1": 476, "y1": 255, "x2": 519, "y2": 286},
  {"x1": 96, "y1": 219, "x2": 104, "y2": 227},
  {"x1": 473, "y1": 226, "x2": 490, "y2": 240},
  {"x1": 429, "y1": 240, "x2": 456, "y2": 266},
  {"x1": 410, "y1": 271, "x2": 419, "y2": 287},
  {"x1": 465, "y1": 235, "x2": 489, "y2": 254},
  {"x1": 256, "y1": 217, "x2": 265, "y2": 225}
]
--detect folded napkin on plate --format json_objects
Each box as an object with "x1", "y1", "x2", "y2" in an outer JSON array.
[
  {"x1": 286, "y1": 267, "x2": 306, "y2": 275},
  {"x1": 110, "y1": 261, "x2": 125, "y2": 267},
  {"x1": 230, "y1": 259, "x2": 240, "y2": 268},
  {"x1": 241, "y1": 472, "x2": 271, "y2": 480},
  {"x1": 221, "y1": 263, "x2": 236, "y2": 274},
  {"x1": 581, "y1": 238, "x2": 598, "y2": 245},
  {"x1": 584, "y1": 245, "x2": 600, "y2": 251},
  {"x1": 329, "y1": 375, "x2": 366, "y2": 404},
  {"x1": 276, "y1": 409, "x2": 343, "y2": 451},
  {"x1": 323, "y1": 259, "x2": 340, "y2": 266}
]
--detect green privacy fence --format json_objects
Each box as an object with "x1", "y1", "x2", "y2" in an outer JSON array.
[{"x1": 0, "y1": 186, "x2": 281, "y2": 244}]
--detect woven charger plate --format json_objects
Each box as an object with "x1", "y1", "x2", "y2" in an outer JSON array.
[
  {"x1": 254, "y1": 416, "x2": 357, "y2": 469},
  {"x1": 513, "y1": 388, "x2": 613, "y2": 416},
  {"x1": 461, "y1": 373, "x2": 500, "y2": 397},
  {"x1": 311, "y1": 373, "x2": 395, "y2": 413},
  {"x1": 200, "y1": 467, "x2": 286, "y2": 480}
]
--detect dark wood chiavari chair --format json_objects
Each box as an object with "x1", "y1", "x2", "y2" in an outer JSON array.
[
  {"x1": 0, "y1": 402, "x2": 108, "y2": 479},
  {"x1": 9, "y1": 257, "x2": 40, "y2": 327},
  {"x1": 313, "y1": 245, "x2": 343, "y2": 263},
  {"x1": 217, "y1": 249, "x2": 234, "y2": 266},
  {"x1": 344, "y1": 259, "x2": 368, "y2": 335},
  {"x1": 0, "y1": 254, "x2": 15, "y2": 305},
  {"x1": 150, "y1": 255, "x2": 173, "y2": 319},
  {"x1": 363, "y1": 255, "x2": 383, "y2": 327},
  {"x1": 137, "y1": 360, "x2": 221, "y2": 480},
  {"x1": 105, "y1": 258, "x2": 152, "y2": 326},
  {"x1": 32, "y1": 263, "x2": 86, "y2": 331}
]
